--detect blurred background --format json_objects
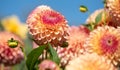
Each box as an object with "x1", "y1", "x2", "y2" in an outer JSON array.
[
  {"x1": 0, "y1": 0, "x2": 104, "y2": 25},
  {"x1": 0, "y1": 0, "x2": 104, "y2": 70}
]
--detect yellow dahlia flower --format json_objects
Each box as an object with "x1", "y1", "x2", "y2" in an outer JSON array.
[
  {"x1": 26, "y1": 5, "x2": 69, "y2": 47},
  {"x1": 84, "y1": 26, "x2": 120, "y2": 66},
  {"x1": 0, "y1": 32, "x2": 24, "y2": 66},
  {"x1": 66, "y1": 53, "x2": 117, "y2": 70},
  {"x1": 106, "y1": 0, "x2": 120, "y2": 26},
  {"x1": 1, "y1": 15, "x2": 28, "y2": 39}
]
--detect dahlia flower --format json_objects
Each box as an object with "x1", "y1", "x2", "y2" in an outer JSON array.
[
  {"x1": 84, "y1": 26, "x2": 120, "y2": 66},
  {"x1": 86, "y1": 9, "x2": 117, "y2": 27},
  {"x1": 38, "y1": 60, "x2": 60, "y2": 70},
  {"x1": 0, "y1": 32, "x2": 24, "y2": 66},
  {"x1": 86, "y1": 9, "x2": 104, "y2": 23},
  {"x1": 26, "y1": 5, "x2": 69, "y2": 47},
  {"x1": 57, "y1": 26, "x2": 90, "y2": 67},
  {"x1": 106, "y1": 0, "x2": 120, "y2": 26},
  {"x1": 66, "y1": 53, "x2": 117, "y2": 70}
]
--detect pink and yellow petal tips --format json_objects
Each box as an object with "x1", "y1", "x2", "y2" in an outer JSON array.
[
  {"x1": 0, "y1": 32, "x2": 24, "y2": 66},
  {"x1": 66, "y1": 53, "x2": 117, "y2": 70},
  {"x1": 106, "y1": 0, "x2": 120, "y2": 26},
  {"x1": 84, "y1": 26, "x2": 120, "y2": 66},
  {"x1": 26, "y1": 5, "x2": 69, "y2": 47}
]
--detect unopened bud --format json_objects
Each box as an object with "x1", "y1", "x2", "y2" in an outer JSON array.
[{"x1": 8, "y1": 38, "x2": 18, "y2": 48}]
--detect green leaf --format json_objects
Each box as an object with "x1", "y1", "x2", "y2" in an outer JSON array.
[
  {"x1": 26, "y1": 45, "x2": 47, "y2": 70},
  {"x1": 95, "y1": 12, "x2": 102, "y2": 24},
  {"x1": 83, "y1": 23, "x2": 93, "y2": 31},
  {"x1": 79, "y1": 5, "x2": 88, "y2": 13},
  {"x1": 48, "y1": 43, "x2": 60, "y2": 65}
]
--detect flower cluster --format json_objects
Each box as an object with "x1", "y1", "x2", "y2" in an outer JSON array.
[
  {"x1": 1, "y1": 0, "x2": 120, "y2": 69},
  {"x1": 25, "y1": 3, "x2": 120, "y2": 70}
]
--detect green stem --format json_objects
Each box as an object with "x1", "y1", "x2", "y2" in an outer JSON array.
[
  {"x1": 17, "y1": 41, "x2": 27, "y2": 61},
  {"x1": 87, "y1": 11, "x2": 95, "y2": 30},
  {"x1": 20, "y1": 46, "x2": 27, "y2": 61}
]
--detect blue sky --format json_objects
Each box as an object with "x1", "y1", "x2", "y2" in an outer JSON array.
[{"x1": 0, "y1": 0, "x2": 104, "y2": 26}]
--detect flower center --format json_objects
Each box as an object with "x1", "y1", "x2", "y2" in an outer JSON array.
[
  {"x1": 41, "y1": 10, "x2": 64, "y2": 25},
  {"x1": 107, "y1": 39, "x2": 112, "y2": 45},
  {"x1": 100, "y1": 34, "x2": 118, "y2": 54}
]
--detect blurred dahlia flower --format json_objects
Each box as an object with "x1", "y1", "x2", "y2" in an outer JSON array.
[
  {"x1": 84, "y1": 26, "x2": 120, "y2": 66},
  {"x1": 0, "y1": 32, "x2": 24, "y2": 66},
  {"x1": 86, "y1": 9, "x2": 117, "y2": 27},
  {"x1": 106, "y1": 0, "x2": 120, "y2": 26},
  {"x1": 86, "y1": 9, "x2": 104, "y2": 23},
  {"x1": 26, "y1": 5, "x2": 69, "y2": 47},
  {"x1": 66, "y1": 53, "x2": 117, "y2": 70},
  {"x1": 38, "y1": 60, "x2": 60, "y2": 70},
  {"x1": 1, "y1": 15, "x2": 28, "y2": 39},
  {"x1": 57, "y1": 26, "x2": 90, "y2": 67}
]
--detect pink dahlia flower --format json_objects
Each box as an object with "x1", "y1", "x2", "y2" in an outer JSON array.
[
  {"x1": 84, "y1": 26, "x2": 120, "y2": 66},
  {"x1": 0, "y1": 32, "x2": 24, "y2": 66},
  {"x1": 38, "y1": 60, "x2": 60, "y2": 70},
  {"x1": 57, "y1": 25, "x2": 90, "y2": 67}
]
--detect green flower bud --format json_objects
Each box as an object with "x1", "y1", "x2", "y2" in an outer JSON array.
[
  {"x1": 8, "y1": 38, "x2": 18, "y2": 48},
  {"x1": 79, "y1": 5, "x2": 88, "y2": 13}
]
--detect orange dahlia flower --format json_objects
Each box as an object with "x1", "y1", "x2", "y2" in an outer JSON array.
[{"x1": 26, "y1": 5, "x2": 69, "y2": 47}]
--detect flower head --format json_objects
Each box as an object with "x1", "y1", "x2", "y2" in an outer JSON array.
[
  {"x1": 0, "y1": 32, "x2": 24, "y2": 66},
  {"x1": 66, "y1": 53, "x2": 117, "y2": 70},
  {"x1": 84, "y1": 26, "x2": 120, "y2": 66},
  {"x1": 68, "y1": 26, "x2": 90, "y2": 48},
  {"x1": 57, "y1": 26, "x2": 90, "y2": 67},
  {"x1": 27, "y1": 5, "x2": 69, "y2": 47},
  {"x1": 38, "y1": 60, "x2": 60, "y2": 70},
  {"x1": 106, "y1": 0, "x2": 120, "y2": 26}
]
